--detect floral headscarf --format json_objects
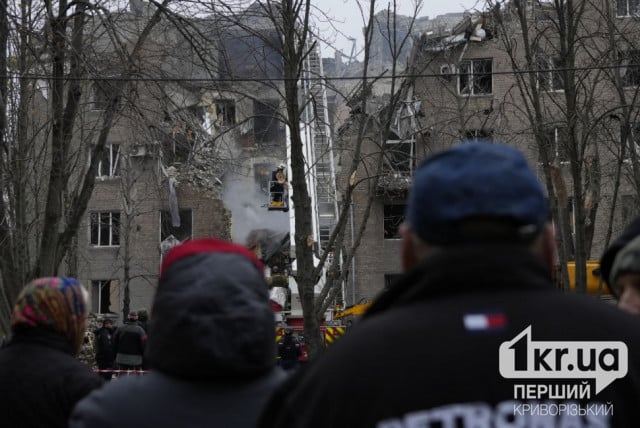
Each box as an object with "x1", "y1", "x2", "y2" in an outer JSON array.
[{"x1": 11, "y1": 277, "x2": 89, "y2": 354}]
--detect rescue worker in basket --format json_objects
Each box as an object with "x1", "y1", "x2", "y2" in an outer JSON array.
[{"x1": 269, "y1": 163, "x2": 289, "y2": 211}]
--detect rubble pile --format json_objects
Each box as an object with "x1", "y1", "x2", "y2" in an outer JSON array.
[
  {"x1": 177, "y1": 144, "x2": 226, "y2": 199},
  {"x1": 77, "y1": 314, "x2": 102, "y2": 369}
]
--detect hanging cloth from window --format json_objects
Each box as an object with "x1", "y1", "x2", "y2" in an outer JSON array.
[{"x1": 169, "y1": 177, "x2": 180, "y2": 227}]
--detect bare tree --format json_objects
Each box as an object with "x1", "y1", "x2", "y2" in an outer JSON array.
[
  {"x1": 168, "y1": 0, "x2": 424, "y2": 357},
  {"x1": 0, "y1": 0, "x2": 171, "y2": 333},
  {"x1": 488, "y1": 0, "x2": 611, "y2": 292},
  {"x1": 585, "y1": 0, "x2": 640, "y2": 249}
]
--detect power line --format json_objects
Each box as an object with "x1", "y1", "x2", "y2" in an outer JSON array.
[{"x1": 4, "y1": 62, "x2": 638, "y2": 83}]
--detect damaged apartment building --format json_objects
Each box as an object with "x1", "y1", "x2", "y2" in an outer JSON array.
[
  {"x1": 76, "y1": 2, "x2": 291, "y2": 319},
  {"x1": 343, "y1": 1, "x2": 640, "y2": 302}
]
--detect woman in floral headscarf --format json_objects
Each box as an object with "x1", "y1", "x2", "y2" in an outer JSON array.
[{"x1": 0, "y1": 277, "x2": 104, "y2": 428}]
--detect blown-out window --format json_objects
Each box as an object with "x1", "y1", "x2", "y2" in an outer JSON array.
[
  {"x1": 459, "y1": 59, "x2": 492, "y2": 95},
  {"x1": 384, "y1": 204, "x2": 406, "y2": 239},
  {"x1": 160, "y1": 209, "x2": 192, "y2": 242},
  {"x1": 215, "y1": 100, "x2": 236, "y2": 128},
  {"x1": 91, "y1": 279, "x2": 118, "y2": 314},
  {"x1": 382, "y1": 139, "x2": 415, "y2": 175}
]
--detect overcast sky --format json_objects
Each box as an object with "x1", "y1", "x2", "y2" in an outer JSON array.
[{"x1": 314, "y1": 0, "x2": 484, "y2": 56}]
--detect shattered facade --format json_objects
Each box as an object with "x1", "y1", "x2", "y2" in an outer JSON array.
[
  {"x1": 74, "y1": 2, "x2": 292, "y2": 320},
  {"x1": 342, "y1": 2, "x2": 640, "y2": 301}
]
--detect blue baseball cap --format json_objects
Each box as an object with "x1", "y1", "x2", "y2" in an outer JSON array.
[{"x1": 406, "y1": 141, "x2": 549, "y2": 245}]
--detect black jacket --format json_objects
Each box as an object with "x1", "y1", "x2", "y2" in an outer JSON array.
[
  {"x1": 113, "y1": 320, "x2": 146, "y2": 366},
  {"x1": 260, "y1": 245, "x2": 640, "y2": 427},
  {"x1": 278, "y1": 335, "x2": 301, "y2": 360},
  {"x1": 94, "y1": 326, "x2": 115, "y2": 366},
  {"x1": 0, "y1": 328, "x2": 103, "y2": 428}
]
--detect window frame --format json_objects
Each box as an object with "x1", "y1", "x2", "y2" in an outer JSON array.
[
  {"x1": 619, "y1": 50, "x2": 640, "y2": 88},
  {"x1": 462, "y1": 129, "x2": 494, "y2": 143},
  {"x1": 382, "y1": 138, "x2": 416, "y2": 176},
  {"x1": 215, "y1": 100, "x2": 236, "y2": 128},
  {"x1": 92, "y1": 80, "x2": 111, "y2": 111},
  {"x1": 621, "y1": 122, "x2": 640, "y2": 162},
  {"x1": 384, "y1": 273, "x2": 403, "y2": 290},
  {"x1": 160, "y1": 208, "x2": 193, "y2": 243},
  {"x1": 90, "y1": 211, "x2": 121, "y2": 247},
  {"x1": 458, "y1": 58, "x2": 493, "y2": 96},
  {"x1": 617, "y1": 0, "x2": 640, "y2": 17},
  {"x1": 90, "y1": 279, "x2": 117, "y2": 314},
  {"x1": 536, "y1": 55, "x2": 565, "y2": 92},
  {"x1": 97, "y1": 144, "x2": 121, "y2": 178},
  {"x1": 542, "y1": 127, "x2": 569, "y2": 164},
  {"x1": 383, "y1": 204, "x2": 406, "y2": 240}
]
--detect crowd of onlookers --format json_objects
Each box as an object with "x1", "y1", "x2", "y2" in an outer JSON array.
[
  {"x1": 2, "y1": 142, "x2": 640, "y2": 427},
  {"x1": 92, "y1": 309, "x2": 149, "y2": 381}
]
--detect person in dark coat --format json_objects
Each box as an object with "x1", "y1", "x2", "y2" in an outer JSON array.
[
  {"x1": 135, "y1": 309, "x2": 150, "y2": 369},
  {"x1": 259, "y1": 142, "x2": 640, "y2": 428},
  {"x1": 70, "y1": 238, "x2": 286, "y2": 428},
  {"x1": 0, "y1": 277, "x2": 103, "y2": 428},
  {"x1": 601, "y1": 217, "x2": 640, "y2": 315},
  {"x1": 600, "y1": 216, "x2": 640, "y2": 297},
  {"x1": 113, "y1": 310, "x2": 146, "y2": 370},
  {"x1": 277, "y1": 326, "x2": 301, "y2": 370},
  {"x1": 94, "y1": 318, "x2": 116, "y2": 380}
]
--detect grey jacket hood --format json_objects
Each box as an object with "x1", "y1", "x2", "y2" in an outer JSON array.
[
  {"x1": 147, "y1": 251, "x2": 277, "y2": 380},
  {"x1": 610, "y1": 234, "x2": 640, "y2": 292}
]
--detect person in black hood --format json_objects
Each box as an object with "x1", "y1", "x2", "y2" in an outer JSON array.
[
  {"x1": 70, "y1": 238, "x2": 286, "y2": 428},
  {"x1": 259, "y1": 142, "x2": 640, "y2": 428}
]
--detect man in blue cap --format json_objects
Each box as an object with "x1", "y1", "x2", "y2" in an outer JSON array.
[{"x1": 259, "y1": 142, "x2": 640, "y2": 428}]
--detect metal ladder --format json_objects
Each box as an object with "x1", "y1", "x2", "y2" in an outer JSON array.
[{"x1": 301, "y1": 40, "x2": 339, "y2": 252}]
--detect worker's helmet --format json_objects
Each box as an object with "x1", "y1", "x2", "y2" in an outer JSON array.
[
  {"x1": 284, "y1": 326, "x2": 294, "y2": 335},
  {"x1": 278, "y1": 163, "x2": 286, "y2": 170}
]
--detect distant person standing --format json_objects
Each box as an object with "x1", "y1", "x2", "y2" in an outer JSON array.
[
  {"x1": 114, "y1": 310, "x2": 146, "y2": 371},
  {"x1": 137, "y1": 309, "x2": 149, "y2": 332},
  {"x1": 0, "y1": 277, "x2": 103, "y2": 428},
  {"x1": 136, "y1": 309, "x2": 150, "y2": 369},
  {"x1": 94, "y1": 318, "x2": 116, "y2": 381},
  {"x1": 277, "y1": 327, "x2": 301, "y2": 370}
]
